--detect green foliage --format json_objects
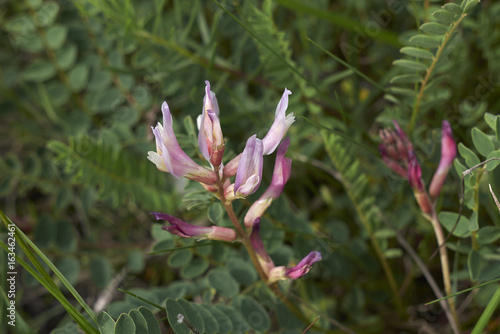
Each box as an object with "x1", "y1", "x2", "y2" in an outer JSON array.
[
  {"x1": 453, "y1": 112, "x2": 500, "y2": 285},
  {"x1": 386, "y1": 0, "x2": 481, "y2": 131},
  {"x1": 2, "y1": 0, "x2": 500, "y2": 332},
  {"x1": 96, "y1": 307, "x2": 160, "y2": 334},
  {"x1": 48, "y1": 136, "x2": 174, "y2": 211}
]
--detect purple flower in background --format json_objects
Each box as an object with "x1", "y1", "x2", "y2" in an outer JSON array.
[
  {"x1": 262, "y1": 89, "x2": 295, "y2": 155},
  {"x1": 148, "y1": 102, "x2": 217, "y2": 185},
  {"x1": 429, "y1": 121, "x2": 457, "y2": 198},
  {"x1": 244, "y1": 138, "x2": 292, "y2": 228},
  {"x1": 198, "y1": 81, "x2": 224, "y2": 167},
  {"x1": 151, "y1": 212, "x2": 237, "y2": 241},
  {"x1": 378, "y1": 120, "x2": 414, "y2": 178},
  {"x1": 234, "y1": 135, "x2": 264, "y2": 198},
  {"x1": 407, "y1": 152, "x2": 432, "y2": 214},
  {"x1": 408, "y1": 151, "x2": 424, "y2": 192}
]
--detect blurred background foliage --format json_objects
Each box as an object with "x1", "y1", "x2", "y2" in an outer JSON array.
[{"x1": 1, "y1": 0, "x2": 500, "y2": 333}]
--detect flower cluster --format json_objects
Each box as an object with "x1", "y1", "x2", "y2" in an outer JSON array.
[
  {"x1": 148, "y1": 81, "x2": 320, "y2": 281},
  {"x1": 379, "y1": 120, "x2": 457, "y2": 214}
]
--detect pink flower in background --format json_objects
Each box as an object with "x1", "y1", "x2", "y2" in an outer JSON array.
[
  {"x1": 148, "y1": 102, "x2": 217, "y2": 185},
  {"x1": 378, "y1": 120, "x2": 414, "y2": 178},
  {"x1": 429, "y1": 120, "x2": 457, "y2": 198},
  {"x1": 408, "y1": 151, "x2": 424, "y2": 192}
]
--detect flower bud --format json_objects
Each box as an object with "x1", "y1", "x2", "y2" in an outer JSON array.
[
  {"x1": 151, "y1": 212, "x2": 237, "y2": 241},
  {"x1": 198, "y1": 81, "x2": 225, "y2": 167},
  {"x1": 408, "y1": 151, "x2": 424, "y2": 192},
  {"x1": 223, "y1": 154, "x2": 241, "y2": 179},
  {"x1": 234, "y1": 135, "x2": 264, "y2": 198},
  {"x1": 284, "y1": 251, "x2": 322, "y2": 279},
  {"x1": 378, "y1": 120, "x2": 414, "y2": 178},
  {"x1": 429, "y1": 120, "x2": 457, "y2": 199},
  {"x1": 268, "y1": 251, "x2": 322, "y2": 282}
]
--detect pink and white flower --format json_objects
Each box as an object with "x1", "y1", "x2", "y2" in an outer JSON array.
[
  {"x1": 262, "y1": 89, "x2": 294, "y2": 155},
  {"x1": 148, "y1": 102, "x2": 217, "y2": 185}
]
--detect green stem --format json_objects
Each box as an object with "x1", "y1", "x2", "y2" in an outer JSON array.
[
  {"x1": 367, "y1": 227, "x2": 405, "y2": 316},
  {"x1": 409, "y1": 13, "x2": 467, "y2": 134},
  {"x1": 215, "y1": 176, "x2": 312, "y2": 326},
  {"x1": 428, "y1": 211, "x2": 460, "y2": 331},
  {"x1": 471, "y1": 168, "x2": 484, "y2": 250},
  {"x1": 346, "y1": 189, "x2": 405, "y2": 316}
]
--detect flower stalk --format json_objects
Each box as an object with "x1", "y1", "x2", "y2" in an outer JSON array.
[
  {"x1": 147, "y1": 82, "x2": 320, "y2": 327},
  {"x1": 380, "y1": 120, "x2": 459, "y2": 330}
]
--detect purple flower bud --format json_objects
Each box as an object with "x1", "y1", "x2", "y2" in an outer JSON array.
[
  {"x1": 151, "y1": 212, "x2": 237, "y2": 241},
  {"x1": 378, "y1": 120, "x2": 414, "y2": 178},
  {"x1": 429, "y1": 120, "x2": 457, "y2": 198},
  {"x1": 198, "y1": 81, "x2": 224, "y2": 167},
  {"x1": 250, "y1": 218, "x2": 275, "y2": 275},
  {"x1": 148, "y1": 102, "x2": 217, "y2": 185},
  {"x1": 223, "y1": 153, "x2": 241, "y2": 179},
  {"x1": 244, "y1": 138, "x2": 292, "y2": 228},
  {"x1": 393, "y1": 120, "x2": 414, "y2": 154},
  {"x1": 408, "y1": 151, "x2": 424, "y2": 191},
  {"x1": 262, "y1": 88, "x2": 294, "y2": 155},
  {"x1": 407, "y1": 152, "x2": 433, "y2": 214},
  {"x1": 379, "y1": 144, "x2": 407, "y2": 178},
  {"x1": 284, "y1": 251, "x2": 322, "y2": 279},
  {"x1": 234, "y1": 135, "x2": 264, "y2": 198}
]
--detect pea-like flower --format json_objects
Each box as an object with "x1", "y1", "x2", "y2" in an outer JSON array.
[
  {"x1": 151, "y1": 213, "x2": 237, "y2": 242},
  {"x1": 148, "y1": 102, "x2": 217, "y2": 185},
  {"x1": 268, "y1": 251, "x2": 322, "y2": 282},
  {"x1": 244, "y1": 138, "x2": 292, "y2": 228},
  {"x1": 198, "y1": 81, "x2": 224, "y2": 168},
  {"x1": 234, "y1": 135, "x2": 264, "y2": 198},
  {"x1": 429, "y1": 120, "x2": 457, "y2": 199},
  {"x1": 262, "y1": 88, "x2": 295, "y2": 155}
]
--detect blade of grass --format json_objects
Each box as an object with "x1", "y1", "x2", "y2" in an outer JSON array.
[
  {"x1": 427, "y1": 277, "x2": 500, "y2": 305},
  {"x1": 0, "y1": 283, "x2": 36, "y2": 333},
  {"x1": 0, "y1": 241, "x2": 97, "y2": 333},
  {"x1": 0, "y1": 211, "x2": 98, "y2": 332},
  {"x1": 116, "y1": 288, "x2": 165, "y2": 312},
  {"x1": 307, "y1": 38, "x2": 386, "y2": 92},
  {"x1": 471, "y1": 285, "x2": 500, "y2": 334}
]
